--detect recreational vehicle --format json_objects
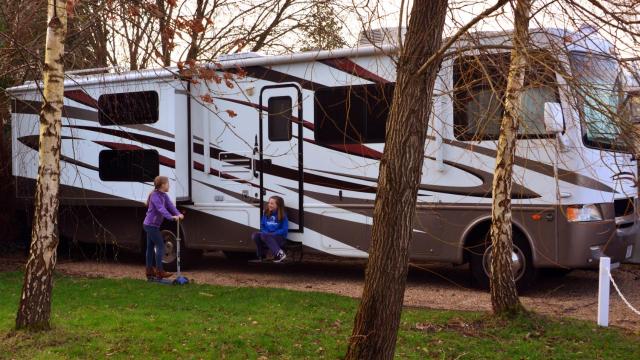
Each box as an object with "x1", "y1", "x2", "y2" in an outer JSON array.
[{"x1": 9, "y1": 28, "x2": 639, "y2": 289}]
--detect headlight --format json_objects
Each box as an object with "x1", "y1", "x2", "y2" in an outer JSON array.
[{"x1": 566, "y1": 204, "x2": 603, "y2": 222}]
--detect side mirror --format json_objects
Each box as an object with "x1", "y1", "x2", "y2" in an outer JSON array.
[{"x1": 544, "y1": 102, "x2": 564, "y2": 134}]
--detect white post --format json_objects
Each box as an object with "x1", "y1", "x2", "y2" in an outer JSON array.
[{"x1": 597, "y1": 256, "x2": 611, "y2": 327}]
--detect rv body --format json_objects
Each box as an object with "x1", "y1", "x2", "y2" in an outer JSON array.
[{"x1": 10, "y1": 28, "x2": 639, "y2": 284}]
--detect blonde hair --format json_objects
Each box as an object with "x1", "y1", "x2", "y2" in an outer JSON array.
[
  {"x1": 264, "y1": 196, "x2": 285, "y2": 222},
  {"x1": 146, "y1": 176, "x2": 169, "y2": 206}
]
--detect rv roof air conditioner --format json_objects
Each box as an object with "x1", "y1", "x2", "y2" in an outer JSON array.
[
  {"x1": 217, "y1": 52, "x2": 263, "y2": 62},
  {"x1": 357, "y1": 27, "x2": 407, "y2": 47},
  {"x1": 66, "y1": 66, "x2": 126, "y2": 77}
]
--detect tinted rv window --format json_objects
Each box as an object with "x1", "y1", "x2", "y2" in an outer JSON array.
[
  {"x1": 314, "y1": 83, "x2": 394, "y2": 144},
  {"x1": 453, "y1": 53, "x2": 558, "y2": 140},
  {"x1": 98, "y1": 91, "x2": 159, "y2": 125},
  {"x1": 99, "y1": 150, "x2": 159, "y2": 181},
  {"x1": 268, "y1": 96, "x2": 293, "y2": 141}
]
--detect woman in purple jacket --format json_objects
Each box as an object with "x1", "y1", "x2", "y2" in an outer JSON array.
[{"x1": 143, "y1": 176, "x2": 183, "y2": 279}]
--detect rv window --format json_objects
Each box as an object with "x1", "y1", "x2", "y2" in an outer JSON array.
[
  {"x1": 314, "y1": 83, "x2": 394, "y2": 144},
  {"x1": 268, "y1": 96, "x2": 293, "y2": 141},
  {"x1": 98, "y1": 91, "x2": 159, "y2": 126},
  {"x1": 98, "y1": 150, "x2": 159, "y2": 181},
  {"x1": 453, "y1": 53, "x2": 558, "y2": 140}
]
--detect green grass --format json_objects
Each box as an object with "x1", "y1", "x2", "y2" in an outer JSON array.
[{"x1": 0, "y1": 271, "x2": 638, "y2": 359}]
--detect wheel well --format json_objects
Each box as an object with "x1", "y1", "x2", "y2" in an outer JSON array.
[{"x1": 462, "y1": 219, "x2": 532, "y2": 263}]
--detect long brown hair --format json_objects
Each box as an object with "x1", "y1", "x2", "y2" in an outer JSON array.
[
  {"x1": 146, "y1": 176, "x2": 169, "y2": 206},
  {"x1": 264, "y1": 196, "x2": 285, "y2": 221}
]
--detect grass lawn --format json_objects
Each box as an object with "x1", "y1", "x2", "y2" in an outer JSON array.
[{"x1": 0, "y1": 272, "x2": 638, "y2": 359}]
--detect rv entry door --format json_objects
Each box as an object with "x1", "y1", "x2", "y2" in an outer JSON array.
[{"x1": 258, "y1": 84, "x2": 304, "y2": 232}]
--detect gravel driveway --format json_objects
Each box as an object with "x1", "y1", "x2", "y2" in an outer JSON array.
[{"x1": 3, "y1": 253, "x2": 640, "y2": 331}]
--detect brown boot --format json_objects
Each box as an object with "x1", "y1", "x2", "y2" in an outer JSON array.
[
  {"x1": 146, "y1": 267, "x2": 156, "y2": 279},
  {"x1": 155, "y1": 269, "x2": 173, "y2": 279}
]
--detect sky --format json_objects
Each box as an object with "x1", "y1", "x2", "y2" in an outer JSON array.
[{"x1": 336, "y1": 0, "x2": 638, "y2": 58}]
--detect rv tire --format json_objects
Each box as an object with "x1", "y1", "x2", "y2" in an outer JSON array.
[
  {"x1": 158, "y1": 224, "x2": 198, "y2": 271},
  {"x1": 469, "y1": 233, "x2": 537, "y2": 292}
]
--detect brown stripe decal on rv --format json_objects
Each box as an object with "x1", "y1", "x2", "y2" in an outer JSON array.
[
  {"x1": 94, "y1": 141, "x2": 176, "y2": 168},
  {"x1": 444, "y1": 139, "x2": 616, "y2": 193},
  {"x1": 320, "y1": 58, "x2": 391, "y2": 84},
  {"x1": 304, "y1": 138, "x2": 382, "y2": 160},
  {"x1": 13, "y1": 99, "x2": 99, "y2": 122},
  {"x1": 227, "y1": 66, "x2": 327, "y2": 91},
  {"x1": 13, "y1": 99, "x2": 174, "y2": 139},
  {"x1": 210, "y1": 95, "x2": 612, "y2": 194},
  {"x1": 15, "y1": 176, "x2": 143, "y2": 206},
  {"x1": 69, "y1": 126, "x2": 175, "y2": 151},
  {"x1": 64, "y1": 90, "x2": 99, "y2": 109},
  {"x1": 311, "y1": 164, "x2": 540, "y2": 199},
  {"x1": 213, "y1": 97, "x2": 315, "y2": 131},
  {"x1": 192, "y1": 143, "x2": 377, "y2": 193},
  {"x1": 18, "y1": 135, "x2": 100, "y2": 172}
]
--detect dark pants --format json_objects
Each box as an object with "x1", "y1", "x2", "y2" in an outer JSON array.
[
  {"x1": 251, "y1": 232, "x2": 285, "y2": 259},
  {"x1": 144, "y1": 225, "x2": 164, "y2": 271}
]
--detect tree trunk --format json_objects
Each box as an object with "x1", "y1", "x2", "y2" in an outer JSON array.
[
  {"x1": 15, "y1": 0, "x2": 67, "y2": 331},
  {"x1": 156, "y1": 0, "x2": 174, "y2": 67},
  {"x1": 186, "y1": 0, "x2": 205, "y2": 62},
  {"x1": 344, "y1": 1, "x2": 448, "y2": 359},
  {"x1": 489, "y1": 0, "x2": 531, "y2": 316}
]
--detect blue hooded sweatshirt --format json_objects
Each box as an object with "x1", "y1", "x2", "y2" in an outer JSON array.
[{"x1": 260, "y1": 211, "x2": 288, "y2": 238}]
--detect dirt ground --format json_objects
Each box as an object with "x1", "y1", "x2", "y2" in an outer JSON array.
[{"x1": 2, "y1": 252, "x2": 640, "y2": 332}]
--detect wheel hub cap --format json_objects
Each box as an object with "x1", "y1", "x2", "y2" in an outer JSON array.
[{"x1": 482, "y1": 244, "x2": 526, "y2": 281}]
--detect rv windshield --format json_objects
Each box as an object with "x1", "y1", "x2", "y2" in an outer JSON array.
[{"x1": 569, "y1": 51, "x2": 627, "y2": 151}]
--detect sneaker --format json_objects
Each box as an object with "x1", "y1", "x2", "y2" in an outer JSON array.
[{"x1": 273, "y1": 251, "x2": 287, "y2": 263}]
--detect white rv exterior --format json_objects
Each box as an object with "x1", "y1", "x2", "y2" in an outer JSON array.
[{"x1": 9, "y1": 28, "x2": 639, "y2": 287}]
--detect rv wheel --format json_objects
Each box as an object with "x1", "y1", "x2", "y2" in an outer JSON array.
[
  {"x1": 469, "y1": 234, "x2": 537, "y2": 292},
  {"x1": 160, "y1": 229, "x2": 178, "y2": 272}
]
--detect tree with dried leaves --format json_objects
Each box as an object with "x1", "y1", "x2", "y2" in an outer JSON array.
[
  {"x1": 344, "y1": 1, "x2": 448, "y2": 359},
  {"x1": 15, "y1": 0, "x2": 68, "y2": 330}
]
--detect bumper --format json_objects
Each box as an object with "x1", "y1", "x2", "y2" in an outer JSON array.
[
  {"x1": 618, "y1": 222, "x2": 640, "y2": 264},
  {"x1": 554, "y1": 220, "x2": 636, "y2": 268},
  {"x1": 610, "y1": 222, "x2": 638, "y2": 262}
]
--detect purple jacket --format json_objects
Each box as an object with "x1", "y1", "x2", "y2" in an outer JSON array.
[{"x1": 143, "y1": 191, "x2": 180, "y2": 227}]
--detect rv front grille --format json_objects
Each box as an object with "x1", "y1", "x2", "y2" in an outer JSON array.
[{"x1": 614, "y1": 197, "x2": 635, "y2": 217}]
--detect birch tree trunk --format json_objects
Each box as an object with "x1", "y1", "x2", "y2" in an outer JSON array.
[
  {"x1": 15, "y1": 0, "x2": 67, "y2": 331},
  {"x1": 344, "y1": 1, "x2": 448, "y2": 359},
  {"x1": 489, "y1": 0, "x2": 531, "y2": 315}
]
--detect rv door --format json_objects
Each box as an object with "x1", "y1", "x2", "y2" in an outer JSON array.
[{"x1": 258, "y1": 84, "x2": 304, "y2": 232}]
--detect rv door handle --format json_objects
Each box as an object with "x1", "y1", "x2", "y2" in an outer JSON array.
[{"x1": 253, "y1": 135, "x2": 258, "y2": 155}]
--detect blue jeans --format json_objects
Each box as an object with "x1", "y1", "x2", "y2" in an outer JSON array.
[
  {"x1": 144, "y1": 225, "x2": 164, "y2": 271},
  {"x1": 251, "y1": 232, "x2": 285, "y2": 259}
]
